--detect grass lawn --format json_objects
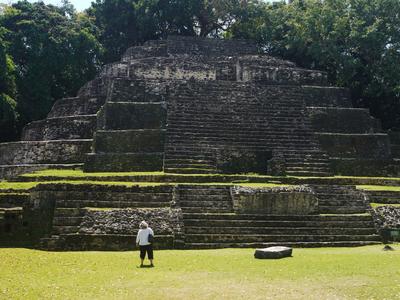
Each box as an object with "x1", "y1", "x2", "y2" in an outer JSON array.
[{"x1": 1, "y1": 246, "x2": 399, "y2": 300}]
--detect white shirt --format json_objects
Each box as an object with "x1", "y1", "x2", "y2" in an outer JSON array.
[{"x1": 136, "y1": 228, "x2": 154, "y2": 246}]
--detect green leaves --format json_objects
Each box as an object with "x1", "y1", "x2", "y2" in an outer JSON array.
[
  {"x1": 0, "y1": 1, "x2": 102, "y2": 126},
  {"x1": 230, "y1": 0, "x2": 400, "y2": 130}
]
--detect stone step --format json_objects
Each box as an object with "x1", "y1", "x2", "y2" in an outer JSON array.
[
  {"x1": 166, "y1": 130, "x2": 316, "y2": 138},
  {"x1": 0, "y1": 193, "x2": 29, "y2": 208},
  {"x1": 42, "y1": 233, "x2": 174, "y2": 250},
  {"x1": 366, "y1": 191, "x2": 400, "y2": 204},
  {"x1": 164, "y1": 159, "x2": 214, "y2": 165},
  {"x1": 21, "y1": 115, "x2": 97, "y2": 141},
  {"x1": 318, "y1": 206, "x2": 367, "y2": 214},
  {"x1": 165, "y1": 168, "x2": 218, "y2": 174},
  {"x1": 48, "y1": 96, "x2": 104, "y2": 118},
  {"x1": 317, "y1": 199, "x2": 366, "y2": 206},
  {"x1": 166, "y1": 163, "x2": 216, "y2": 169},
  {"x1": 286, "y1": 166, "x2": 331, "y2": 172},
  {"x1": 178, "y1": 193, "x2": 230, "y2": 199},
  {"x1": 286, "y1": 171, "x2": 332, "y2": 177},
  {"x1": 286, "y1": 162, "x2": 330, "y2": 167},
  {"x1": 52, "y1": 225, "x2": 80, "y2": 235},
  {"x1": 181, "y1": 207, "x2": 234, "y2": 213},
  {"x1": 179, "y1": 201, "x2": 232, "y2": 208},
  {"x1": 166, "y1": 137, "x2": 318, "y2": 145},
  {"x1": 183, "y1": 219, "x2": 375, "y2": 228},
  {"x1": 55, "y1": 200, "x2": 171, "y2": 209},
  {"x1": 185, "y1": 233, "x2": 381, "y2": 243},
  {"x1": 53, "y1": 216, "x2": 83, "y2": 226},
  {"x1": 182, "y1": 213, "x2": 374, "y2": 222},
  {"x1": 51, "y1": 192, "x2": 171, "y2": 201},
  {"x1": 184, "y1": 226, "x2": 377, "y2": 235},
  {"x1": 184, "y1": 241, "x2": 381, "y2": 249},
  {"x1": 0, "y1": 163, "x2": 83, "y2": 180},
  {"x1": 53, "y1": 208, "x2": 86, "y2": 217}
]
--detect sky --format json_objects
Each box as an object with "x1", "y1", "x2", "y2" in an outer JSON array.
[{"x1": 0, "y1": 0, "x2": 93, "y2": 11}]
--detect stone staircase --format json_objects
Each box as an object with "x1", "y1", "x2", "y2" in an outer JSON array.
[
  {"x1": 365, "y1": 190, "x2": 400, "y2": 205},
  {"x1": 165, "y1": 81, "x2": 332, "y2": 176},
  {"x1": 176, "y1": 184, "x2": 380, "y2": 249},
  {"x1": 182, "y1": 213, "x2": 380, "y2": 248},
  {"x1": 40, "y1": 184, "x2": 176, "y2": 250},
  {"x1": 312, "y1": 185, "x2": 369, "y2": 214}
]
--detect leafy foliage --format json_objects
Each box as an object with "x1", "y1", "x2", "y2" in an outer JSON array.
[
  {"x1": 0, "y1": 1, "x2": 103, "y2": 124},
  {"x1": 88, "y1": 0, "x2": 258, "y2": 62},
  {"x1": 230, "y1": 0, "x2": 400, "y2": 129},
  {"x1": 0, "y1": 26, "x2": 18, "y2": 141}
]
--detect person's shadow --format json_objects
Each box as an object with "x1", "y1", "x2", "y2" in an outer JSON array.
[{"x1": 138, "y1": 265, "x2": 154, "y2": 268}]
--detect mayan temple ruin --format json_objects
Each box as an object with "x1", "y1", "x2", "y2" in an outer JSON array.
[{"x1": 1, "y1": 36, "x2": 400, "y2": 250}]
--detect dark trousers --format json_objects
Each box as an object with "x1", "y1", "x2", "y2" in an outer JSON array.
[{"x1": 139, "y1": 244, "x2": 154, "y2": 260}]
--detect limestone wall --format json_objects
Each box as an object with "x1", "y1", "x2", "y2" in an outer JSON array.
[
  {"x1": 0, "y1": 140, "x2": 92, "y2": 165},
  {"x1": 308, "y1": 107, "x2": 380, "y2": 134},
  {"x1": 231, "y1": 186, "x2": 318, "y2": 215},
  {"x1": 317, "y1": 133, "x2": 391, "y2": 159}
]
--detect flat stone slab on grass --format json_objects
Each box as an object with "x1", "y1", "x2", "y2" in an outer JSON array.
[{"x1": 254, "y1": 246, "x2": 293, "y2": 259}]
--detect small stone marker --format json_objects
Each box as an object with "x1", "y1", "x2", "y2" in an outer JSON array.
[{"x1": 254, "y1": 246, "x2": 293, "y2": 259}]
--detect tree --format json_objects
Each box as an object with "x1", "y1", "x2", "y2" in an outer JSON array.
[
  {"x1": 0, "y1": 1, "x2": 103, "y2": 124},
  {"x1": 88, "y1": 0, "x2": 261, "y2": 63},
  {"x1": 229, "y1": 0, "x2": 400, "y2": 130},
  {"x1": 0, "y1": 26, "x2": 18, "y2": 142}
]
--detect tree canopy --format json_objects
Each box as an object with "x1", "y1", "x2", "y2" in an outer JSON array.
[
  {"x1": 0, "y1": 0, "x2": 102, "y2": 124},
  {"x1": 229, "y1": 0, "x2": 400, "y2": 129},
  {"x1": 0, "y1": 26, "x2": 18, "y2": 142}
]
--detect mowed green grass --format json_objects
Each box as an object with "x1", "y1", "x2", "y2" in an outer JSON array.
[{"x1": 1, "y1": 246, "x2": 399, "y2": 300}]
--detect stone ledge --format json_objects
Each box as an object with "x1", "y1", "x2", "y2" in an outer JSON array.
[
  {"x1": 84, "y1": 153, "x2": 164, "y2": 172},
  {"x1": 93, "y1": 129, "x2": 166, "y2": 153}
]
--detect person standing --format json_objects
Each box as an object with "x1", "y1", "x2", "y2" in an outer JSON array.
[{"x1": 136, "y1": 221, "x2": 154, "y2": 267}]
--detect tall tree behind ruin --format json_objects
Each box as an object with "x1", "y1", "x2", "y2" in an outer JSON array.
[
  {"x1": 0, "y1": 26, "x2": 18, "y2": 142},
  {"x1": 88, "y1": 0, "x2": 260, "y2": 63},
  {"x1": 229, "y1": 0, "x2": 400, "y2": 130},
  {"x1": 0, "y1": 1, "x2": 103, "y2": 126}
]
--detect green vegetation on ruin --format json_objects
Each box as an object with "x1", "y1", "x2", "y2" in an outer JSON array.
[
  {"x1": 21, "y1": 169, "x2": 400, "y2": 181},
  {"x1": 21, "y1": 169, "x2": 166, "y2": 178},
  {"x1": 356, "y1": 185, "x2": 400, "y2": 192},
  {"x1": 1, "y1": 246, "x2": 399, "y2": 300},
  {"x1": 0, "y1": 180, "x2": 291, "y2": 191},
  {"x1": 370, "y1": 203, "x2": 400, "y2": 208}
]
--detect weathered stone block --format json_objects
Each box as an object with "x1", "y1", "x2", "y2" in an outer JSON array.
[
  {"x1": 216, "y1": 150, "x2": 271, "y2": 174},
  {"x1": 231, "y1": 186, "x2": 318, "y2": 215},
  {"x1": 254, "y1": 246, "x2": 293, "y2": 259},
  {"x1": 93, "y1": 130, "x2": 165, "y2": 153},
  {"x1": 129, "y1": 58, "x2": 216, "y2": 81},
  {"x1": 0, "y1": 140, "x2": 92, "y2": 165},
  {"x1": 302, "y1": 86, "x2": 352, "y2": 107},
  {"x1": 84, "y1": 153, "x2": 164, "y2": 172},
  {"x1": 22, "y1": 115, "x2": 97, "y2": 141},
  {"x1": 48, "y1": 96, "x2": 105, "y2": 118},
  {"x1": 308, "y1": 107, "x2": 379, "y2": 133},
  {"x1": 98, "y1": 102, "x2": 167, "y2": 130},
  {"x1": 329, "y1": 158, "x2": 400, "y2": 177},
  {"x1": 107, "y1": 78, "x2": 167, "y2": 103},
  {"x1": 317, "y1": 133, "x2": 391, "y2": 159},
  {"x1": 241, "y1": 66, "x2": 328, "y2": 86}
]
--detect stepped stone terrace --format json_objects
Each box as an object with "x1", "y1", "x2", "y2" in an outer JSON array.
[{"x1": 1, "y1": 36, "x2": 400, "y2": 250}]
